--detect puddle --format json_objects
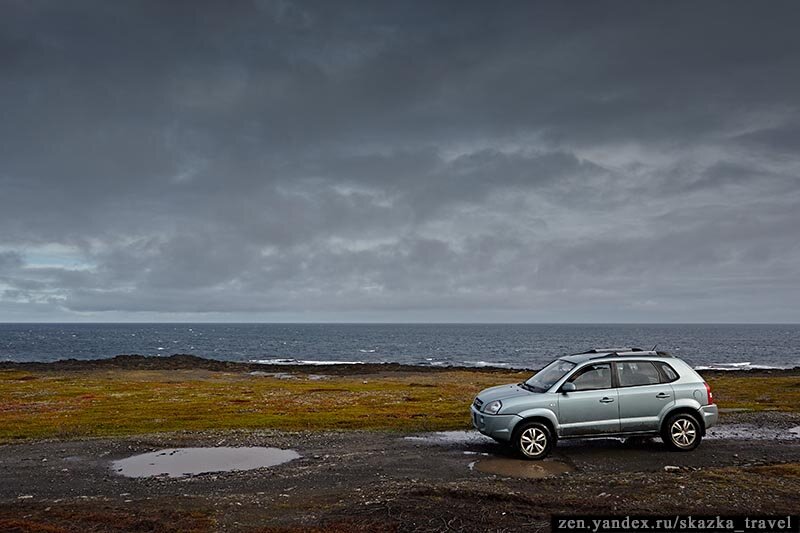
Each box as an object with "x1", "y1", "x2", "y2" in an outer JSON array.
[
  {"x1": 706, "y1": 424, "x2": 800, "y2": 441},
  {"x1": 111, "y1": 447, "x2": 300, "y2": 478},
  {"x1": 404, "y1": 431, "x2": 493, "y2": 446},
  {"x1": 407, "y1": 426, "x2": 800, "y2": 446},
  {"x1": 473, "y1": 458, "x2": 573, "y2": 479}
]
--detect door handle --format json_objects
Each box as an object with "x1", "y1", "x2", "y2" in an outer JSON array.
[
  {"x1": 656, "y1": 393, "x2": 671, "y2": 399},
  {"x1": 599, "y1": 397, "x2": 615, "y2": 403}
]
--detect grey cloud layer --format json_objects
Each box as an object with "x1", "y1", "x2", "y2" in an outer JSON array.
[{"x1": 1, "y1": 0, "x2": 799, "y2": 321}]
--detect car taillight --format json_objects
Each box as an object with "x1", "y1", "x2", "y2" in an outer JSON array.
[{"x1": 704, "y1": 382, "x2": 714, "y2": 405}]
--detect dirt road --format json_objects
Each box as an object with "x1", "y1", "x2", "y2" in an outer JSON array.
[{"x1": 1, "y1": 412, "x2": 799, "y2": 532}]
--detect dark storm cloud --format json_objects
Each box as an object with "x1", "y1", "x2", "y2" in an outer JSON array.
[{"x1": 1, "y1": 0, "x2": 799, "y2": 321}]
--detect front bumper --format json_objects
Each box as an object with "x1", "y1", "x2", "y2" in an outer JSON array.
[
  {"x1": 470, "y1": 405, "x2": 520, "y2": 442},
  {"x1": 700, "y1": 404, "x2": 719, "y2": 431}
]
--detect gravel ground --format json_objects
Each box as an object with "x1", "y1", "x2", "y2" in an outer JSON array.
[{"x1": 1, "y1": 411, "x2": 799, "y2": 532}]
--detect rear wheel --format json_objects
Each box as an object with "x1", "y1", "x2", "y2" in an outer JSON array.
[
  {"x1": 515, "y1": 422, "x2": 554, "y2": 460},
  {"x1": 662, "y1": 413, "x2": 702, "y2": 451}
]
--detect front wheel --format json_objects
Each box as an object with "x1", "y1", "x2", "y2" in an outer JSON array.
[
  {"x1": 515, "y1": 422, "x2": 554, "y2": 460},
  {"x1": 662, "y1": 413, "x2": 702, "y2": 451}
]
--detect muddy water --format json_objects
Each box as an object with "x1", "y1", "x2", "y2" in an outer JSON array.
[
  {"x1": 404, "y1": 431, "x2": 493, "y2": 445},
  {"x1": 111, "y1": 447, "x2": 300, "y2": 478},
  {"x1": 474, "y1": 458, "x2": 573, "y2": 478}
]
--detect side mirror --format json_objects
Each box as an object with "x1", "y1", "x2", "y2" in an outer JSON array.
[{"x1": 561, "y1": 382, "x2": 576, "y2": 393}]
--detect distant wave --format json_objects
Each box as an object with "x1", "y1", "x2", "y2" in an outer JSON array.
[
  {"x1": 461, "y1": 360, "x2": 511, "y2": 368},
  {"x1": 248, "y1": 357, "x2": 520, "y2": 368},
  {"x1": 249, "y1": 358, "x2": 797, "y2": 371},
  {"x1": 694, "y1": 361, "x2": 796, "y2": 371},
  {"x1": 249, "y1": 358, "x2": 367, "y2": 366}
]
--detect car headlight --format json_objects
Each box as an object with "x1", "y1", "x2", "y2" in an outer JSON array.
[{"x1": 484, "y1": 400, "x2": 502, "y2": 414}]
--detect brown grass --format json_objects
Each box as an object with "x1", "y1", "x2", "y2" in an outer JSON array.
[{"x1": 0, "y1": 367, "x2": 796, "y2": 443}]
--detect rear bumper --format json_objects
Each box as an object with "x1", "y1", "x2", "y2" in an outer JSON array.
[
  {"x1": 700, "y1": 404, "x2": 719, "y2": 432},
  {"x1": 470, "y1": 405, "x2": 520, "y2": 442}
]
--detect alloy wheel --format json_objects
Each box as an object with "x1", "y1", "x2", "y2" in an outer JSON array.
[
  {"x1": 520, "y1": 426, "x2": 548, "y2": 456},
  {"x1": 670, "y1": 418, "x2": 697, "y2": 448}
]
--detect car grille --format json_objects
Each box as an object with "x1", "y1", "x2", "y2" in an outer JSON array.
[{"x1": 473, "y1": 397, "x2": 483, "y2": 410}]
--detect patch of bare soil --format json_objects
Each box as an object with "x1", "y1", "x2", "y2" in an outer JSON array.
[{"x1": 1, "y1": 422, "x2": 799, "y2": 532}]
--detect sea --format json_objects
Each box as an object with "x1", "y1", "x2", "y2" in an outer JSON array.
[{"x1": 1, "y1": 323, "x2": 798, "y2": 371}]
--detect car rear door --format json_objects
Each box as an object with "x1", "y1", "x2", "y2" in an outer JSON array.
[
  {"x1": 614, "y1": 360, "x2": 675, "y2": 432},
  {"x1": 557, "y1": 362, "x2": 620, "y2": 436}
]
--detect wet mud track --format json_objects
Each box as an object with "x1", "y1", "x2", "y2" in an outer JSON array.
[{"x1": 1, "y1": 417, "x2": 799, "y2": 532}]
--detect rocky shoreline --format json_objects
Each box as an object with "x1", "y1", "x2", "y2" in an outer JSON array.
[{"x1": 2, "y1": 353, "x2": 799, "y2": 377}]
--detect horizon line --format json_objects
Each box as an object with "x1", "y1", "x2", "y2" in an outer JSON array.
[{"x1": 1, "y1": 321, "x2": 799, "y2": 326}]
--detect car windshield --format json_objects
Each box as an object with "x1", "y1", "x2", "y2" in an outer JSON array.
[{"x1": 524, "y1": 359, "x2": 576, "y2": 392}]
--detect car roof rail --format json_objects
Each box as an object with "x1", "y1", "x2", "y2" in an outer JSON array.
[
  {"x1": 572, "y1": 347, "x2": 674, "y2": 359},
  {"x1": 594, "y1": 350, "x2": 673, "y2": 358},
  {"x1": 578, "y1": 347, "x2": 642, "y2": 354}
]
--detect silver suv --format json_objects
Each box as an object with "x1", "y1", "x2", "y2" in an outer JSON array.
[{"x1": 471, "y1": 348, "x2": 718, "y2": 459}]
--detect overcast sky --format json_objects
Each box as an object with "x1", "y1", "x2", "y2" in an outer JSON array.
[{"x1": 1, "y1": 1, "x2": 799, "y2": 323}]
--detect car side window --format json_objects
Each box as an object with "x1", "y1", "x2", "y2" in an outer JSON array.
[
  {"x1": 656, "y1": 362, "x2": 679, "y2": 382},
  {"x1": 568, "y1": 363, "x2": 612, "y2": 391},
  {"x1": 616, "y1": 361, "x2": 661, "y2": 387}
]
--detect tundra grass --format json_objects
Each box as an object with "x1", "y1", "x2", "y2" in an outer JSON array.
[
  {"x1": 0, "y1": 369, "x2": 797, "y2": 443},
  {"x1": 706, "y1": 374, "x2": 800, "y2": 412}
]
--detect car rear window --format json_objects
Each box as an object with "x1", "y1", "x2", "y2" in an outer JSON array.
[
  {"x1": 616, "y1": 361, "x2": 661, "y2": 387},
  {"x1": 656, "y1": 361, "x2": 680, "y2": 382}
]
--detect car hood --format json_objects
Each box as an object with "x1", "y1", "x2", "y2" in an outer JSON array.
[{"x1": 477, "y1": 383, "x2": 532, "y2": 403}]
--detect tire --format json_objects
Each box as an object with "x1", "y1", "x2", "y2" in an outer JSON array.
[
  {"x1": 662, "y1": 413, "x2": 702, "y2": 451},
  {"x1": 515, "y1": 421, "x2": 554, "y2": 460}
]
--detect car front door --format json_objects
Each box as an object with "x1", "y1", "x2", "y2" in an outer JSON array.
[
  {"x1": 614, "y1": 361, "x2": 676, "y2": 432},
  {"x1": 557, "y1": 362, "x2": 619, "y2": 436}
]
